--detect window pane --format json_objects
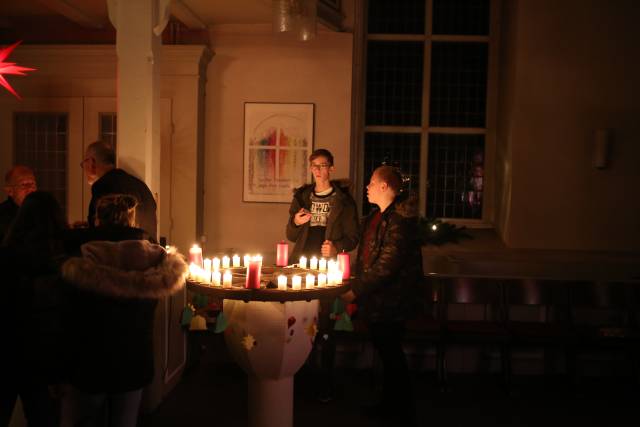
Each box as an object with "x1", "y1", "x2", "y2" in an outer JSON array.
[
  {"x1": 427, "y1": 133, "x2": 484, "y2": 219},
  {"x1": 99, "y1": 113, "x2": 117, "y2": 153},
  {"x1": 429, "y1": 42, "x2": 488, "y2": 127},
  {"x1": 432, "y1": 0, "x2": 490, "y2": 35},
  {"x1": 13, "y1": 112, "x2": 68, "y2": 215},
  {"x1": 366, "y1": 41, "x2": 424, "y2": 126},
  {"x1": 367, "y1": 0, "x2": 425, "y2": 34},
  {"x1": 363, "y1": 132, "x2": 421, "y2": 215}
]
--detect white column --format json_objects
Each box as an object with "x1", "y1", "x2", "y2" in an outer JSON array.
[{"x1": 107, "y1": 0, "x2": 170, "y2": 195}]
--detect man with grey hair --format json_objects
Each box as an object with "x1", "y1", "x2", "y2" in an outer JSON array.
[
  {"x1": 80, "y1": 141, "x2": 157, "y2": 241},
  {"x1": 0, "y1": 165, "x2": 37, "y2": 242}
]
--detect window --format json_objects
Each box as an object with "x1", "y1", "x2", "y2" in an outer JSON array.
[
  {"x1": 358, "y1": 0, "x2": 498, "y2": 222},
  {"x1": 99, "y1": 112, "x2": 117, "y2": 152},
  {"x1": 13, "y1": 112, "x2": 68, "y2": 214}
]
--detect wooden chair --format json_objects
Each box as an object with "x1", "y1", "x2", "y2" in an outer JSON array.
[
  {"x1": 440, "y1": 277, "x2": 508, "y2": 389},
  {"x1": 567, "y1": 281, "x2": 640, "y2": 387},
  {"x1": 503, "y1": 279, "x2": 571, "y2": 388}
]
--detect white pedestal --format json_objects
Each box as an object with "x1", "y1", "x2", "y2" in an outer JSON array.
[{"x1": 223, "y1": 299, "x2": 320, "y2": 427}]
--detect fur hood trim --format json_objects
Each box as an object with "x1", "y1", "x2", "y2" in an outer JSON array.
[
  {"x1": 393, "y1": 192, "x2": 419, "y2": 218},
  {"x1": 61, "y1": 242, "x2": 188, "y2": 299}
]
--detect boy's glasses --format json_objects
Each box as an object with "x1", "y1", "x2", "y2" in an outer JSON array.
[{"x1": 310, "y1": 163, "x2": 330, "y2": 170}]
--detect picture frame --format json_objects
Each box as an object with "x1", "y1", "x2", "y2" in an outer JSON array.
[{"x1": 243, "y1": 102, "x2": 314, "y2": 203}]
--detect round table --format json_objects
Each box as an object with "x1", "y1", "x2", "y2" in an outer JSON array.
[{"x1": 187, "y1": 267, "x2": 350, "y2": 427}]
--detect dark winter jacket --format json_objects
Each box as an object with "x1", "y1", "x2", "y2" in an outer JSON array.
[
  {"x1": 286, "y1": 180, "x2": 359, "y2": 261},
  {"x1": 88, "y1": 168, "x2": 158, "y2": 241},
  {"x1": 61, "y1": 237, "x2": 187, "y2": 393},
  {"x1": 351, "y1": 195, "x2": 423, "y2": 323},
  {"x1": 0, "y1": 197, "x2": 19, "y2": 244}
]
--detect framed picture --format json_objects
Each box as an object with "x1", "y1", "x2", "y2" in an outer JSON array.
[{"x1": 243, "y1": 102, "x2": 314, "y2": 203}]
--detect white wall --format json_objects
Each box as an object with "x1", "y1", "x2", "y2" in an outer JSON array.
[{"x1": 202, "y1": 26, "x2": 353, "y2": 261}]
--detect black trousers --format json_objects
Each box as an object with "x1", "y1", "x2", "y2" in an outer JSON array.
[{"x1": 0, "y1": 362, "x2": 58, "y2": 427}]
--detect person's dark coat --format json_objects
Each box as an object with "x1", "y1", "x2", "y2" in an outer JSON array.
[
  {"x1": 60, "y1": 236, "x2": 187, "y2": 393},
  {"x1": 0, "y1": 197, "x2": 19, "y2": 244},
  {"x1": 286, "y1": 180, "x2": 359, "y2": 261},
  {"x1": 88, "y1": 168, "x2": 158, "y2": 241},
  {"x1": 351, "y1": 195, "x2": 423, "y2": 323}
]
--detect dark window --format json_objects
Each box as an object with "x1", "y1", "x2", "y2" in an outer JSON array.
[
  {"x1": 367, "y1": 0, "x2": 426, "y2": 34},
  {"x1": 432, "y1": 0, "x2": 490, "y2": 35},
  {"x1": 99, "y1": 113, "x2": 117, "y2": 152},
  {"x1": 366, "y1": 41, "x2": 424, "y2": 126},
  {"x1": 427, "y1": 133, "x2": 484, "y2": 219},
  {"x1": 13, "y1": 112, "x2": 68, "y2": 214}
]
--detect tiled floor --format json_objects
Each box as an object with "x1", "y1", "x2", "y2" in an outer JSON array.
[{"x1": 141, "y1": 333, "x2": 638, "y2": 427}]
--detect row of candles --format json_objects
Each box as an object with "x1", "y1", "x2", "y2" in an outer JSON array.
[{"x1": 188, "y1": 243, "x2": 350, "y2": 290}]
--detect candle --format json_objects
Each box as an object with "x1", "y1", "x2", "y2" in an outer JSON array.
[
  {"x1": 222, "y1": 256, "x2": 230, "y2": 269},
  {"x1": 305, "y1": 274, "x2": 315, "y2": 289},
  {"x1": 337, "y1": 252, "x2": 350, "y2": 280},
  {"x1": 291, "y1": 275, "x2": 302, "y2": 290},
  {"x1": 310, "y1": 256, "x2": 318, "y2": 270},
  {"x1": 203, "y1": 258, "x2": 212, "y2": 284},
  {"x1": 212, "y1": 271, "x2": 221, "y2": 286},
  {"x1": 277, "y1": 274, "x2": 287, "y2": 290},
  {"x1": 232, "y1": 254, "x2": 241, "y2": 268},
  {"x1": 223, "y1": 270, "x2": 232, "y2": 288},
  {"x1": 318, "y1": 258, "x2": 327, "y2": 271},
  {"x1": 299, "y1": 256, "x2": 307, "y2": 269},
  {"x1": 328, "y1": 271, "x2": 337, "y2": 286},
  {"x1": 327, "y1": 259, "x2": 337, "y2": 274},
  {"x1": 335, "y1": 271, "x2": 343, "y2": 284},
  {"x1": 245, "y1": 255, "x2": 262, "y2": 289},
  {"x1": 317, "y1": 273, "x2": 327, "y2": 287},
  {"x1": 244, "y1": 254, "x2": 251, "y2": 267},
  {"x1": 212, "y1": 257, "x2": 220, "y2": 271},
  {"x1": 188, "y1": 263, "x2": 199, "y2": 281},
  {"x1": 276, "y1": 241, "x2": 289, "y2": 267},
  {"x1": 189, "y1": 244, "x2": 203, "y2": 268}
]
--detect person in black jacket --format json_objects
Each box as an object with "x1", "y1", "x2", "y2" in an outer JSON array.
[
  {"x1": 59, "y1": 194, "x2": 186, "y2": 427},
  {"x1": 0, "y1": 165, "x2": 37, "y2": 243},
  {"x1": 80, "y1": 141, "x2": 158, "y2": 241},
  {"x1": 342, "y1": 165, "x2": 422, "y2": 424},
  {"x1": 1, "y1": 191, "x2": 67, "y2": 427}
]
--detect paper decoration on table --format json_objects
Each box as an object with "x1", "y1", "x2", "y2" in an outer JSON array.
[
  {"x1": 287, "y1": 316, "x2": 296, "y2": 328},
  {"x1": 214, "y1": 311, "x2": 228, "y2": 333},
  {"x1": 189, "y1": 314, "x2": 207, "y2": 331},
  {"x1": 242, "y1": 334, "x2": 257, "y2": 351},
  {"x1": 181, "y1": 304, "x2": 195, "y2": 326}
]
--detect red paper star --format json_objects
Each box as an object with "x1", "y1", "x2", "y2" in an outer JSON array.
[{"x1": 0, "y1": 41, "x2": 36, "y2": 100}]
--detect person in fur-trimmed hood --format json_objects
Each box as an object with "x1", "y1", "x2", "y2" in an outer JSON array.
[
  {"x1": 59, "y1": 194, "x2": 187, "y2": 427},
  {"x1": 341, "y1": 165, "x2": 422, "y2": 425}
]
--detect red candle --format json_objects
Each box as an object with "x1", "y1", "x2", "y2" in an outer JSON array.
[
  {"x1": 337, "y1": 251, "x2": 350, "y2": 280},
  {"x1": 245, "y1": 256, "x2": 263, "y2": 289},
  {"x1": 276, "y1": 241, "x2": 289, "y2": 267},
  {"x1": 189, "y1": 244, "x2": 203, "y2": 268}
]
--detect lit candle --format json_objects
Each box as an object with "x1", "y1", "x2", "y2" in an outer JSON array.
[
  {"x1": 277, "y1": 274, "x2": 287, "y2": 290},
  {"x1": 232, "y1": 254, "x2": 241, "y2": 268},
  {"x1": 328, "y1": 271, "x2": 337, "y2": 286},
  {"x1": 189, "y1": 244, "x2": 203, "y2": 268},
  {"x1": 310, "y1": 256, "x2": 318, "y2": 270},
  {"x1": 222, "y1": 270, "x2": 232, "y2": 288},
  {"x1": 337, "y1": 252, "x2": 350, "y2": 280},
  {"x1": 188, "y1": 263, "x2": 199, "y2": 281},
  {"x1": 305, "y1": 273, "x2": 315, "y2": 289},
  {"x1": 212, "y1": 271, "x2": 221, "y2": 286},
  {"x1": 244, "y1": 254, "x2": 251, "y2": 267},
  {"x1": 317, "y1": 273, "x2": 327, "y2": 287},
  {"x1": 212, "y1": 257, "x2": 220, "y2": 271},
  {"x1": 299, "y1": 256, "x2": 307, "y2": 269},
  {"x1": 203, "y1": 258, "x2": 212, "y2": 284},
  {"x1": 327, "y1": 259, "x2": 337, "y2": 274},
  {"x1": 222, "y1": 256, "x2": 230, "y2": 269},
  {"x1": 291, "y1": 275, "x2": 302, "y2": 290},
  {"x1": 245, "y1": 255, "x2": 262, "y2": 289},
  {"x1": 318, "y1": 258, "x2": 327, "y2": 271},
  {"x1": 276, "y1": 241, "x2": 289, "y2": 267},
  {"x1": 335, "y1": 271, "x2": 343, "y2": 284}
]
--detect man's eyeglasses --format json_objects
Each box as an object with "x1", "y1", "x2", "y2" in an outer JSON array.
[{"x1": 310, "y1": 163, "x2": 331, "y2": 170}]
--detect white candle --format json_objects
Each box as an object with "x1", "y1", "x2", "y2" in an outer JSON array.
[
  {"x1": 317, "y1": 273, "x2": 327, "y2": 287},
  {"x1": 244, "y1": 254, "x2": 251, "y2": 267},
  {"x1": 232, "y1": 254, "x2": 240, "y2": 268},
  {"x1": 222, "y1": 256, "x2": 230, "y2": 269},
  {"x1": 310, "y1": 256, "x2": 318, "y2": 270},
  {"x1": 305, "y1": 273, "x2": 315, "y2": 289},
  {"x1": 299, "y1": 256, "x2": 307, "y2": 269},
  {"x1": 212, "y1": 271, "x2": 221, "y2": 286},
  {"x1": 327, "y1": 259, "x2": 337, "y2": 274},
  {"x1": 327, "y1": 271, "x2": 336, "y2": 286},
  {"x1": 188, "y1": 263, "x2": 199, "y2": 280},
  {"x1": 318, "y1": 258, "x2": 327, "y2": 271},
  {"x1": 203, "y1": 258, "x2": 212, "y2": 283},
  {"x1": 335, "y1": 271, "x2": 343, "y2": 284},
  {"x1": 292, "y1": 275, "x2": 302, "y2": 290},
  {"x1": 223, "y1": 270, "x2": 232, "y2": 288},
  {"x1": 212, "y1": 257, "x2": 221, "y2": 271},
  {"x1": 277, "y1": 275, "x2": 287, "y2": 290}
]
